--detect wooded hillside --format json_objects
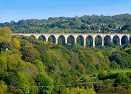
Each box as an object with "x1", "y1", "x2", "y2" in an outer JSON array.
[
  {"x1": 0, "y1": 27, "x2": 131, "y2": 94},
  {"x1": 0, "y1": 14, "x2": 131, "y2": 33}
]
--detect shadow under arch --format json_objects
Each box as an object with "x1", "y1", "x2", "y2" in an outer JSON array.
[
  {"x1": 104, "y1": 35, "x2": 111, "y2": 46},
  {"x1": 58, "y1": 35, "x2": 66, "y2": 45},
  {"x1": 67, "y1": 35, "x2": 75, "y2": 44},
  {"x1": 95, "y1": 35, "x2": 102, "y2": 47},
  {"x1": 86, "y1": 35, "x2": 93, "y2": 47},
  {"x1": 113, "y1": 35, "x2": 120, "y2": 45},
  {"x1": 76, "y1": 35, "x2": 84, "y2": 46},
  {"x1": 38, "y1": 35, "x2": 46, "y2": 42},
  {"x1": 121, "y1": 35, "x2": 128, "y2": 45},
  {"x1": 130, "y1": 36, "x2": 131, "y2": 43},
  {"x1": 48, "y1": 35, "x2": 56, "y2": 43}
]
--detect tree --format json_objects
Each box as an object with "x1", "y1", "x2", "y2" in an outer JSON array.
[
  {"x1": 0, "y1": 27, "x2": 12, "y2": 42},
  {"x1": 12, "y1": 38, "x2": 20, "y2": 49},
  {"x1": 0, "y1": 81, "x2": 7, "y2": 94},
  {"x1": 110, "y1": 61, "x2": 120, "y2": 69},
  {"x1": 0, "y1": 27, "x2": 13, "y2": 51},
  {"x1": 114, "y1": 73, "x2": 131, "y2": 88},
  {"x1": 36, "y1": 73, "x2": 54, "y2": 94},
  {"x1": 110, "y1": 51, "x2": 131, "y2": 68},
  {"x1": 21, "y1": 46, "x2": 40, "y2": 62},
  {"x1": 33, "y1": 59, "x2": 45, "y2": 72}
]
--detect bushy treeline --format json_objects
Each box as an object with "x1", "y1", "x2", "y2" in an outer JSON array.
[
  {"x1": 0, "y1": 27, "x2": 131, "y2": 94},
  {"x1": 0, "y1": 14, "x2": 131, "y2": 33}
]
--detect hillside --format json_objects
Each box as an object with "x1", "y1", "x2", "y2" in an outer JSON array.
[
  {"x1": 0, "y1": 14, "x2": 131, "y2": 33},
  {"x1": 0, "y1": 27, "x2": 131, "y2": 94}
]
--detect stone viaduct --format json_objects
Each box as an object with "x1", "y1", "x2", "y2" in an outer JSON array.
[{"x1": 13, "y1": 33, "x2": 131, "y2": 47}]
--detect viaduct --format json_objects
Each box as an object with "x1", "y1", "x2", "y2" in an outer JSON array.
[{"x1": 13, "y1": 33, "x2": 131, "y2": 47}]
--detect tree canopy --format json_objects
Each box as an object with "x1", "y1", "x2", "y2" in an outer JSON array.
[
  {"x1": 0, "y1": 27, "x2": 131, "y2": 93},
  {"x1": 0, "y1": 14, "x2": 131, "y2": 33}
]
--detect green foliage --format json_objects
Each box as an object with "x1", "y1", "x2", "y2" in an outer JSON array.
[
  {"x1": 33, "y1": 59, "x2": 45, "y2": 72},
  {"x1": 61, "y1": 87, "x2": 96, "y2": 94},
  {"x1": 0, "y1": 53, "x2": 7, "y2": 71},
  {"x1": 0, "y1": 27, "x2": 131, "y2": 93},
  {"x1": 6, "y1": 54, "x2": 20, "y2": 71},
  {"x1": 0, "y1": 27, "x2": 12, "y2": 42},
  {"x1": 110, "y1": 61, "x2": 120, "y2": 69},
  {"x1": 12, "y1": 38, "x2": 20, "y2": 49},
  {"x1": 21, "y1": 46, "x2": 40, "y2": 62},
  {"x1": 0, "y1": 27, "x2": 13, "y2": 52},
  {"x1": 36, "y1": 73, "x2": 54, "y2": 94},
  {"x1": 121, "y1": 25, "x2": 131, "y2": 33},
  {"x1": 110, "y1": 51, "x2": 131, "y2": 68},
  {"x1": 7, "y1": 72, "x2": 30, "y2": 93},
  {"x1": 0, "y1": 80, "x2": 7, "y2": 94},
  {"x1": 114, "y1": 73, "x2": 131, "y2": 88},
  {"x1": 98, "y1": 72, "x2": 131, "y2": 89},
  {"x1": 1, "y1": 14, "x2": 131, "y2": 33}
]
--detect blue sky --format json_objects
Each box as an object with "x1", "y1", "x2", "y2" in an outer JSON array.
[{"x1": 0, "y1": 0, "x2": 131, "y2": 22}]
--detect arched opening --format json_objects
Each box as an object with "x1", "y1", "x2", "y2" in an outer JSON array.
[
  {"x1": 19, "y1": 35, "x2": 25, "y2": 39},
  {"x1": 48, "y1": 35, "x2": 56, "y2": 43},
  {"x1": 95, "y1": 35, "x2": 102, "y2": 47},
  {"x1": 86, "y1": 35, "x2": 93, "y2": 47},
  {"x1": 67, "y1": 35, "x2": 75, "y2": 44},
  {"x1": 121, "y1": 35, "x2": 128, "y2": 45},
  {"x1": 130, "y1": 37, "x2": 131, "y2": 43},
  {"x1": 76, "y1": 35, "x2": 84, "y2": 46},
  {"x1": 38, "y1": 35, "x2": 46, "y2": 42},
  {"x1": 58, "y1": 35, "x2": 65, "y2": 45},
  {"x1": 113, "y1": 35, "x2": 120, "y2": 45},
  {"x1": 30, "y1": 35, "x2": 36, "y2": 39},
  {"x1": 104, "y1": 35, "x2": 111, "y2": 46}
]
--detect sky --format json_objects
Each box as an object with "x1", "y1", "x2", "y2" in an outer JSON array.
[{"x1": 0, "y1": 0, "x2": 131, "y2": 22}]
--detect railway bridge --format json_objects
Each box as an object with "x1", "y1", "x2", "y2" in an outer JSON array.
[{"x1": 13, "y1": 33, "x2": 131, "y2": 47}]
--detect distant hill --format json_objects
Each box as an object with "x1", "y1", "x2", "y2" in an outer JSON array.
[{"x1": 0, "y1": 14, "x2": 131, "y2": 33}]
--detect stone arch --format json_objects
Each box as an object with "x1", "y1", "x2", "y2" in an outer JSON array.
[
  {"x1": 67, "y1": 35, "x2": 75, "y2": 44},
  {"x1": 121, "y1": 35, "x2": 128, "y2": 45},
  {"x1": 30, "y1": 35, "x2": 36, "y2": 39},
  {"x1": 58, "y1": 35, "x2": 66, "y2": 45},
  {"x1": 130, "y1": 36, "x2": 131, "y2": 43},
  {"x1": 76, "y1": 35, "x2": 84, "y2": 46},
  {"x1": 104, "y1": 35, "x2": 111, "y2": 46},
  {"x1": 95, "y1": 35, "x2": 102, "y2": 47},
  {"x1": 38, "y1": 35, "x2": 46, "y2": 42},
  {"x1": 48, "y1": 35, "x2": 56, "y2": 43},
  {"x1": 113, "y1": 35, "x2": 120, "y2": 45},
  {"x1": 86, "y1": 35, "x2": 93, "y2": 47},
  {"x1": 19, "y1": 35, "x2": 25, "y2": 39}
]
